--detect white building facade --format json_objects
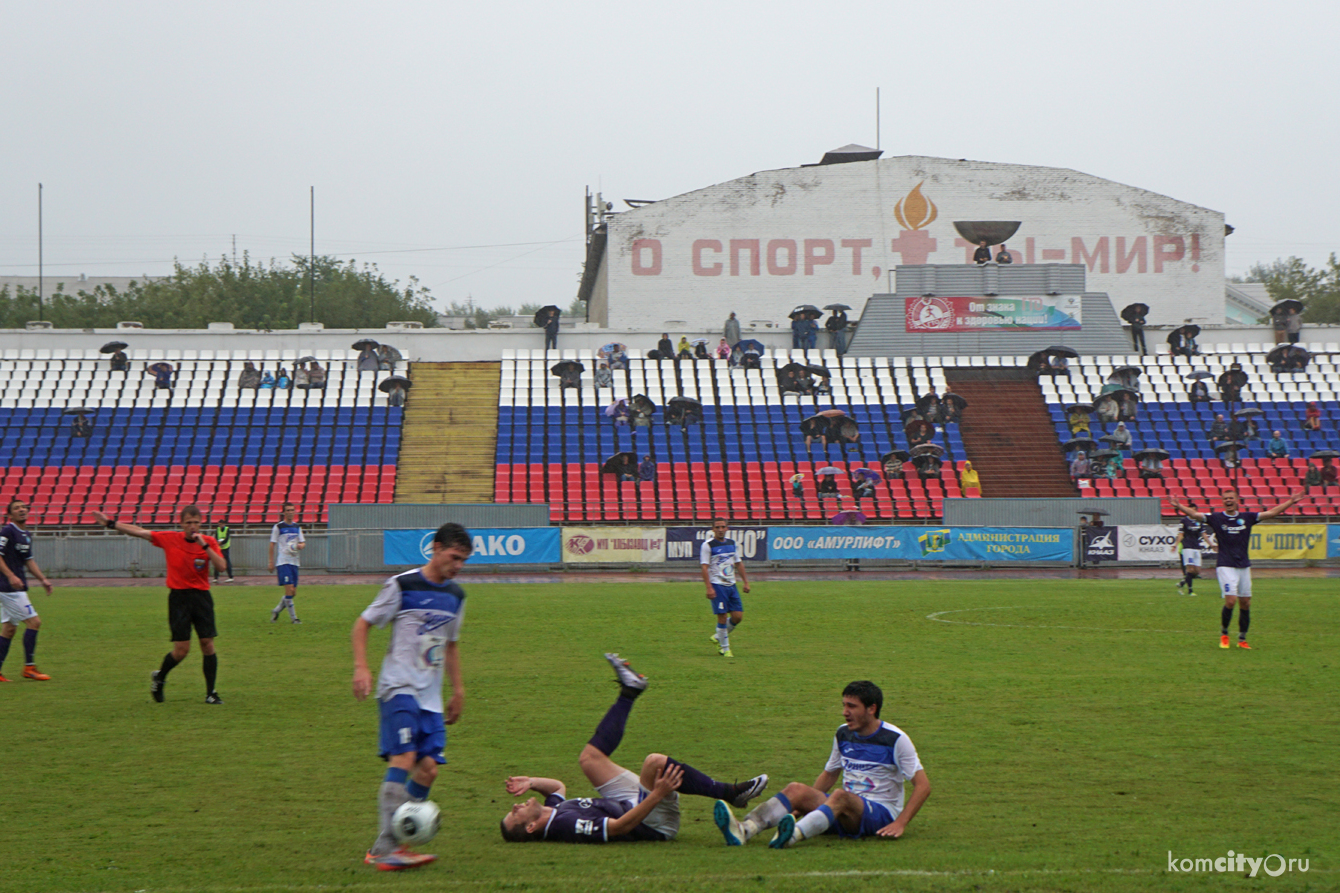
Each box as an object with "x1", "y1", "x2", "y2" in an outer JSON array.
[{"x1": 586, "y1": 154, "x2": 1226, "y2": 331}]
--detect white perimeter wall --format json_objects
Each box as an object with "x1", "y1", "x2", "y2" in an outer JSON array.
[{"x1": 602, "y1": 155, "x2": 1226, "y2": 330}]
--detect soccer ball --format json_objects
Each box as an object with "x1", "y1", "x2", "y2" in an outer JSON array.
[{"x1": 391, "y1": 800, "x2": 441, "y2": 845}]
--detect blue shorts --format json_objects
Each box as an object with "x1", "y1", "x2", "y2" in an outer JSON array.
[
  {"x1": 710, "y1": 583, "x2": 743, "y2": 615},
  {"x1": 277, "y1": 565, "x2": 299, "y2": 587},
  {"x1": 830, "y1": 796, "x2": 896, "y2": 839},
  {"x1": 378, "y1": 694, "x2": 447, "y2": 764}
]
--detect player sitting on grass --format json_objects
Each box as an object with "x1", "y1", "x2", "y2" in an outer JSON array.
[
  {"x1": 500, "y1": 653, "x2": 769, "y2": 843},
  {"x1": 715, "y1": 680, "x2": 931, "y2": 849}
]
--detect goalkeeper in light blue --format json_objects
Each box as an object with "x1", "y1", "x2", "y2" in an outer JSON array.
[{"x1": 269, "y1": 503, "x2": 307, "y2": 623}]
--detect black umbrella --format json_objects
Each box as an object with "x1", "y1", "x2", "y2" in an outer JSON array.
[
  {"x1": 1309, "y1": 449, "x2": 1340, "y2": 459},
  {"x1": 1120, "y1": 303, "x2": 1149, "y2": 323},
  {"x1": 1265, "y1": 344, "x2": 1310, "y2": 366},
  {"x1": 1064, "y1": 437, "x2": 1099, "y2": 453},
  {"x1": 799, "y1": 415, "x2": 831, "y2": 437},
  {"x1": 904, "y1": 419, "x2": 934, "y2": 445},
  {"x1": 881, "y1": 450, "x2": 910, "y2": 466},
  {"x1": 1090, "y1": 449, "x2": 1120, "y2": 461},
  {"x1": 944, "y1": 393, "x2": 968, "y2": 413},
  {"x1": 378, "y1": 375, "x2": 412, "y2": 393},
  {"x1": 830, "y1": 417, "x2": 860, "y2": 443},
  {"x1": 778, "y1": 362, "x2": 809, "y2": 377},
  {"x1": 99, "y1": 341, "x2": 128, "y2": 353},
  {"x1": 910, "y1": 443, "x2": 944, "y2": 458},
  {"x1": 1170, "y1": 324, "x2": 1200, "y2": 340},
  {"x1": 1270, "y1": 299, "x2": 1304, "y2": 315},
  {"x1": 1215, "y1": 441, "x2": 1246, "y2": 453},
  {"x1": 62, "y1": 407, "x2": 91, "y2": 415},
  {"x1": 550, "y1": 360, "x2": 585, "y2": 376},
  {"x1": 533, "y1": 306, "x2": 561, "y2": 327},
  {"x1": 629, "y1": 394, "x2": 656, "y2": 414},
  {"x1": 1134, "y1": 448, "x2": 1170, "y2": 461},
  {"x1": 668, "y1": 396, "x2": 702, "y2": 409},
  {"x1": 823, "y1": 303, "x2": 852, "y2": 311},
  {"x1": 1065, "y1": 403, "x2": 1095, "y2": 414},
  {"x1": 1219, "y1": 369, "x2": 1248, "y2": 388},
  {"x1": 600, "y1": 452, "x2": 638, "y2": 475},
  {"x1": 146, "y1": 362, "x2": 173, "y2": 376},
  {"x1": 1045, "y1": 345, "x2": 1079, "y2": 358},
  {"x1": 1099, "y1": 434, "x2": 1127, "y2": 444},
  {"x1": 900, "y1": 407, "x2": 925, "y2": 422},
  {"x1": 806, "y1": 365, "x2": 831, "y2": 378},
  {"x1": 1186, "y1": 371, "x2": 1215, "y2": 380},
  {"x1": 789, "y1": 305, "x2": 822, "y2": 320},
  {"x1": 297, "y1": 355, "x2": 318, "y2": 364},
  {"x1": 1079, "y1": 509, "x2": 1110, "y2": 518},
  {"x1": 351, "y1": 338, "x2": 379, "y2": 351},
  {"x1": 1233, "y1": 408, "x2": 1263, "y2": 418},
  {"x1": 1110, "y1": 365, "x2": 1142, "y2": 378},
  {"x1": 733, "y1": 338, "x2": 765, "y2": 355}
]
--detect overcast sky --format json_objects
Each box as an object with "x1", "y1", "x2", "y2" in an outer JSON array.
[{"x1": 4, "y1": 0, "x2": 1337, "y2": 312}]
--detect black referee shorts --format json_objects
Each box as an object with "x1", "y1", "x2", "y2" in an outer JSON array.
[{"x1": 168, "y1": 588, "x2": 218, "y2": 641}]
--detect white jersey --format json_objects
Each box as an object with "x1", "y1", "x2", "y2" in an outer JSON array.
[
  {"x1": 270, "y1": 522, "x2": 305, "y2": 566},
  {"x1": 361, "y1": 569, "x2": 466, "y2": 714},
  {"x1": 825, "y1": 720, "x2": 924, "y2": 816},
  {"x1": 700, "y1": 538, "x2": 740, "y2": 586}
]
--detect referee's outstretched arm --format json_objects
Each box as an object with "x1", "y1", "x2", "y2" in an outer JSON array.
[{"x1": 91, "y1": 510, "x2": 156, "y2": 542}]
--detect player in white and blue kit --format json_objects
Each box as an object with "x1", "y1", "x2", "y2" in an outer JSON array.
[
  {"x1": 351, "y1": 522, "x2": 472, "y2": 871},
  {"x1": 1171, "y1": 489, "x2": 1304, "y2": 650},
  {"x1": 715, "y1": 681, "x2": 932, "y2": 848},
  {"x1": 268, "y1": 503, "x2": 306, "y2": 623},
  {"x1": 700, "y1": 518, "x2": 751, "y2": 658}
]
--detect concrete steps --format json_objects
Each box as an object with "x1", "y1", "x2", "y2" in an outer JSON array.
[
  {"x1": 949, "y1": 373, "x2": 1079, "y2": 499},
  {"x1": 394, "y1": 362, "x2": 500, "y2": 503}
]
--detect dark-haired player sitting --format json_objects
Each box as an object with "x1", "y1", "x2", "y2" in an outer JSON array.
[
  {"x1": 715, "y1": 680, "x2": 931, "y2": 848},
  {"x1": 500, "y1": 653, "x2": 769, "y2": 843}
]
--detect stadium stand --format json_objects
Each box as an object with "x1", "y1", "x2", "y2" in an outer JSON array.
[
  {"x1": 494, "y1": 348, "x2": 976, "y2": 523},
  {"x1": 0, "y1": 348, "x2": 400, "y2": 525},
  {"x1": 1041, "y1": 343, "x2": 1340, "y2": 517}
]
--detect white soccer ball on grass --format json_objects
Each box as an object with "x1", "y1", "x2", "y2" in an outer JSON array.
[{"x1": 391, "y1": 800, "x2": 441, "y2": 845}]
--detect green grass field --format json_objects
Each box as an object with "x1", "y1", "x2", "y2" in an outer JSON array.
[{"x1": 6, "y1": 577, "x2": 1336, "y2": 892}]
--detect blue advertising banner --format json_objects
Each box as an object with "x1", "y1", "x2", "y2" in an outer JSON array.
[
  {"x1": 665, "y1": 526, "x2": 769, "y2": 562},
  {"x1": 1330, "y1": 525, "x2": 1340, "y2": 559},
  {"x1": 383, "y1": 528, "x2": 561, "y2": 566},
  {"x1": 767, "y1": 527, "x2": 1073, "y2": 562}
]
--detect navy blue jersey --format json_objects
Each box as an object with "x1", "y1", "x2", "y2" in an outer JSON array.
[
  {"x1": 1179, "y1": 517, "x2": 1205, "y2": 550},
  {"x1": 1205, "y1": 511, "x2": 1259, "y2": 569},
  {"x1": 540, "y1": 793, "x2": 664, "y2": 843},
  {"x1": 0, "y1": 522, "x2": 32, "y2": 592}
]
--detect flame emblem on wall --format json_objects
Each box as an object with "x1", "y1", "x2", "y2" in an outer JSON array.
[{"x1": 894, "y1": 181, "x2": 938, "y2": 231}]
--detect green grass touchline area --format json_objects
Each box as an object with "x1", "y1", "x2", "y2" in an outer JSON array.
[{"x1": 7, "y1": 580, "x2": 1336, "y2": 893}]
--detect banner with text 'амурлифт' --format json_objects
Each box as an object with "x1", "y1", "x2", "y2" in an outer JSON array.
[{"x1": 766, "y1": 527, "x2": 1073, "y2": 562}]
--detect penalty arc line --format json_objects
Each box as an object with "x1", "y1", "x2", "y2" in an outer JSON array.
[{"x1": 926, "y1": 605, "x2": 1201, "y2": 634}]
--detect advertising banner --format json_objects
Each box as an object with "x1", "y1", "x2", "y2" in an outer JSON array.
[
  {"x1": 767, "y1": 527, "x2": 1072, "y2": 562},
  {"x1": 1117, "y1": 525, "x2": 1180, "y2": 562},
  {"x1": 1330, "y1": 525, "x2": 1340, "y2": 560},
  {"x1": 1081, "y1": 526, "x2": 1118, "y2": 563},
  {"x1": 383, "y1": 528, "x2": 560, "y2": 566},
  {"x1": 1249, "y1": 524, "x2": 1329, "y2": 560},
  {"x1": 560, "y1": 527, "x2": 667, "y2": 564},
  {"x1": 665, "y1": 526, "x2": 769, "y2": 562},
  {"x1": 904, "y1": 294, "x2": 1082, "y2": 333}
]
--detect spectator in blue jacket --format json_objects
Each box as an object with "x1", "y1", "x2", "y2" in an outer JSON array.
[{"x1": 1266, "y1": 430, "x2": 1291, "y2": 459}]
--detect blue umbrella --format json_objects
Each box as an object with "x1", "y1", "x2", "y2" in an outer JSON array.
[{"x1": 733, "y1": 338, "x2": 765, "y2": 355}]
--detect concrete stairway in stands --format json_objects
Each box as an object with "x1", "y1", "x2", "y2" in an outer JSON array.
[
  {"x1": 394, "y1": 362, "x2": 500, "y2": 503},
  {"x1": 947, "y1": 369, "x2": 1079, "y2": 499}
]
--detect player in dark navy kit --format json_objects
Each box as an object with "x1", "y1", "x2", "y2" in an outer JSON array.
[
  {"x1": 1174, "y1": 506, "x2": 1208, "y2": 595},
  {"x1": 1170, "y1": 489, "x2": 1304, "y2": 649},
  {"x1": 0, "y1": 499, "x2": 55, "y2": 681},
  {"x1": 716, "y1": 680, "x2": 931, "y2": 849},
  {"x1": 700, "y1": 518, "x2": 752, "y2": 658},
  {"x1": 499, "y1": 654, "x2": 769, "y2": 843}
]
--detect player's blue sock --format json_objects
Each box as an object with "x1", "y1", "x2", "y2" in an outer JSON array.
[
  {"x1": 588, "y1": 693, "x2": 636, "y2": 756},
  {"x1": 405, "y1": 779, "x2": 432, "y2": 800},
  {"x1": 1220, "y1": 606, "x2": 1233, "y2": 635},
  {"x1": 385, "y1": 767, "x2": 410, "y2": 785},
  {"x1": 0, "y1": 634, "x2": 11, "y2": 670},
  {"x1": 1238, "y1": 608, "x2": 1250, "y2": 640},
  {"x1": 22, "y1": 628, "x2": 37, "y2": 664},
  {"x1": 796, "y1": 804, "x2": 836, "y2": 839},
  {"x1": 665, "y1": 757, "x2": 731, "y2": 799}
]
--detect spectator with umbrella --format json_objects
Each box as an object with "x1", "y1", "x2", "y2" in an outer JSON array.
[
  {"x1": 1089, "y1": 449, "x2": 1122, "y2": 480},
  {"x1": 904, "y1": 416, "x2": 934, "y2": 447},
  {"x1": 1121, "y1": 303, "x2": 1149, "y2": 354},
  {"x1": 1216, "y1": 440, "x2": 1244, "y2": 469},
  {"x1": 790, "y1": 472, "x2": 806, "y2": 501},
  {"x1": 665, "y1": 396, "x2": 701, "y2": 430},
  {"x1": 693, "y1": 338, "x2": 711, "y2": 360},
  {"x1": 911, "y1": 444, "x2": 944, "y2": 478},
  {"x1": 1168, "y1": 324, "x2": 1200, "y2": 357},
  {"x1": 916, "y1": 387, "x2": 943, "y2": 424},
  {"x1": 1234, "y1": 408, "x2": 1263, "y2": 440},
  {"x1": 850, "y1": 467, "x2": 880, "y2": 505},
  {"x1": 1108, "y1": 365, "x2": 1142, "y2": 392},
  {"x1": 65, "y1": 408, "x2": 93, "y2": 439},
  {"x1": 830, "y1": 507, "x2": 868, "y2": 526},
  {"x1": 829, "y1": 415, "x2": 860, "y2": 449},
  {"x1": 789, "y1": 305, "x2": 820, "y2": 349},
  {"x1": 959, "y1": 460, "x2": 980, "y2": 496},
  {"x1": 1218, "y1": 363, "x2": 1248, "y2": 405},
  {"x1": 733, "y1": 338, "x2": 764, "y2": 369},
  {"x1": 815, "y1": 467, "x2": 842, "y2": 500},
  {"x1": 551, "y1": 359, "x2": 584, "y2": 389},
  {"x1": 379, "y1": 375, "x2": 412, "y2": 407},
  {"x1": 1272, "y1": 299, "x2": 1304, "y2": 344},
  {"x1": 1066, "y1": 403, "x2": 1093, "y2": 436},
  {"x1": 1266, "y1": 344, "x2": 1310, "y2": 373},
  {"x1": 534, "y1": 306, "x2": 561, "y2": 351},
  {"x1": 824, "y1": 304, "x2": 851, "y2": 355},
  {"x1": 601, "y1": 452, "x2": 639, "y2": 483},
  {"x1": 799, "y1": 414, "x2": 832, "y2": 450},
  {"x1": 1135, "y1": 448, "x2": 1168, "y2": 479},
  {"x1": 1186, "y1": 371, "x2": 1213, "y2": 404},
  {"x1": 353, "y1": 338, "x2": 380, "y2": 371},
  {"x1": 377, "y1": 343, "x2": 402, "y2": 372},
  {"x1": 147, "y1": 362, "x2": 175, "y2": 390},
  {"x1": 1106, "y1": 422, "x2": 1132, "y2": 455},
  {"x1": 881, "y1": 450, "x2": 909, "y2": 481},
  {"x1": 598, "y1": 342, "x2": 628, "y2": 369},
  {"x1": 629, "y1": 394, "x2": 656, "y2": 427},
  {"x1": 1070, "y1": 451, "x2": 1092, "y2": 483},
  {"x1": 941, "y1": 387, "x2": 967, "y2": 424},
  {"x1": 101, "y1": 340, "x2": 130, "y2": 371},
  {"x1": 1315, "y1": 451, "x2": 1339, "y2": 487},
  {"x1": 778, "y1": 362, "x2": 814, "y2": 395},
  {"x1": 604, "y1": 398, "x2": 631, "y2": 427}
]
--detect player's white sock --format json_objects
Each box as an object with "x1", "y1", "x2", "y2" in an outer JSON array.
[
  {"x1": 741, "y1": 795, "x2": 790, "y2": 839},
  {"x1": 795, "y1": 807, "x2": 834, "y2": 839},
  {"x1": 273, "y1": 596, "x2": 286, "y2": 614},
  {"x1": 716, "y1": 623, "x2": 728, "y2": 647},
  {"x1": 726, "y1": 619, "x2": 738, "y2": 633},
  {"x1": 285, "y1": 597, "x2": 298, "y2": 620},
  {"x1": 374, "y1": 781, "x2": 411, "y2": 855}
]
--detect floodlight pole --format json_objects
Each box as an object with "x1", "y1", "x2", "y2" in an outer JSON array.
[
  {"x1": 309, "y1": 186, "x2": 316, "y2": 324},
  {"x1": 37, "y1": 183, "x2": 44, "y2": 321}
]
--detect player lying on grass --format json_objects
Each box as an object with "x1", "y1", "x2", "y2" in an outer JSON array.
[
  {"x1": 715, "y1": 680, "x2": 931, "y2": 848},
  {"x1": 500, "y1": 653, "x2": 770, "y2": 843}
]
